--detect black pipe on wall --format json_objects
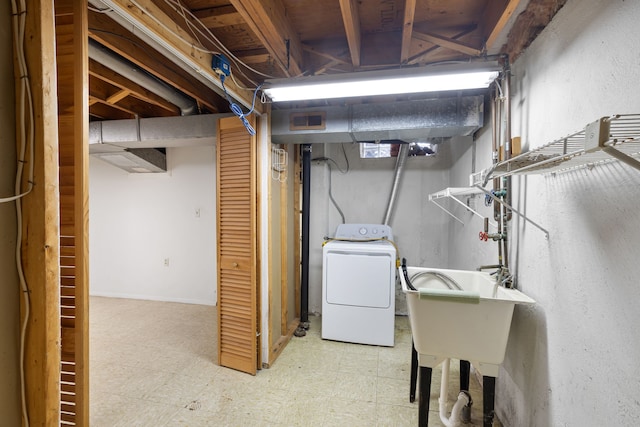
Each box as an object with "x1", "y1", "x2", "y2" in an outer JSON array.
[{"x1": 300, "y1": 144, "x2": 311, "y2": 324}]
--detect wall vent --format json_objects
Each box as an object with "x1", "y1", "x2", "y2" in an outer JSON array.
[{"x1": 290, "y1": 112, "x2": 326, "y2": 130}]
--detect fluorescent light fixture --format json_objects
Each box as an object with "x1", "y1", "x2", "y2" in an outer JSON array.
[{"x1": 263, "y1": 63, "x2": 501, "y2": 102}]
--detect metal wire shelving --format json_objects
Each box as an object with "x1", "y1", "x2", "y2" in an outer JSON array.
[{"x1": 470, "y1": 113, "x2": 640, "y2": 186}]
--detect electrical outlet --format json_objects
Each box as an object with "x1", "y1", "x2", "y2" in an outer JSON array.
[
  {"x1": 164, "y1": 258, "x2": 170, "y2": 267},
  {"x1": 195, "y1": 208, "x2": 201, "y2": 218}
]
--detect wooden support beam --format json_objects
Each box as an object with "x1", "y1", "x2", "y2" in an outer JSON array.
[
  {"x1": 412, "y1": 30, "x2": 483, "y2": 56},
  {"x1": 236, "y1": 48, "x2": 271, "y2": 65},
  {"x1": 106, "y1": 88, "x2": 130, "y2": 104},
  {"x1": 20, "y1": 1, "x2": 61, "y2": 425},
  {"x1": 89, "y1": 11, "x2": 223, "y2": 113},
  {"x1": 407, "y1": 26, "x2": 477, "y2": 65},
  {"x1": 89, "y1": 59, "x2": 180, "y2": 114},
  {"x1": 194, "y1": 6, "x2": 244, "y2": 28},
  {"x1": 302, "y1": 44, "x2": 351, "y2": 66},
  {"x1": 229, "y1": 0, "x2": 304, "y2": 77},
  {"x1": 338, "y1": 0, "x2": 362, "y2": 67},
  {"x1": 91, "y1": 0, "x2": 258, "y2": 112},
  {"x1": 485, "y1": 0, "x2": 523, "y2": 51},
  {"x1": 400, "y1": 0, "x2": 417, "y2": 63}
]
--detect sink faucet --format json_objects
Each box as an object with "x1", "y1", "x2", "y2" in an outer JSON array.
[{"x1": 478, "y1": 265, "x2": 514, "y2": 289}]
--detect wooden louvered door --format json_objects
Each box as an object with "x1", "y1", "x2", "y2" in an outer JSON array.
[
  {"x1": 55, "y1": 0, "x2": 89, "y2": 424},
  {"x1": 217, "y1": 116, "x2": 259, "y2": 374}
]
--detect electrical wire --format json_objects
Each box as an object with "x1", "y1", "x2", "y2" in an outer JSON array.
[
  {"x1": 10, "y1": 1, "x2": 34, "y2": 426},
  {"x1": 312, "y1": 154, "x2": 349, "y2": 224},
  {"x1": 137, "y1": 0, "x2": 277, "y2": 81},
  {"x1": 220, "y1": 74, "x2": 261, "y2": 135},
  {"x1": 160, "y1": 0, "x2": 277, "y2": 80}
]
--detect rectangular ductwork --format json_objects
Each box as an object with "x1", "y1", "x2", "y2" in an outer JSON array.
[
  {"x1": 270, "y1": 95, "x2": 485, "y2": 144},
  {"x1": 89, "y1": 114, "x2": 229, "y2": 173}
]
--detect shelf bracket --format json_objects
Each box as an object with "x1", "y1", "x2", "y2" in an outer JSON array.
[{"x1": 429, "y1": 188, "x2": 497, "y2": 229}]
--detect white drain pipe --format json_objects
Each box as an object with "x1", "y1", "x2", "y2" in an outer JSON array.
[{"x1": 439, "y1": 358, "x2": 471, "y2": 427}]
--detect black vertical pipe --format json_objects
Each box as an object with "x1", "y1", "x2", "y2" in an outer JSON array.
[
  {"x1": 460, "y1": 360, "x2": 470, "y2": 391},
  {"x1": 410, "y1": 341, "x2": 418, "y2": 402},
  {"x1": 483, "y1": 375, "x2": 496, "y2": 427},
  {"x1": 300, "y1": 144, "x2": 311, "y2": 324},
  {"x1": 418, "y1": 366, "x2": 432, "y2": 427}
]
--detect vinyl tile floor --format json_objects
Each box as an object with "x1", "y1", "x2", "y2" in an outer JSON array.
[{"x1": 90, "y1": 297, "x2": 502, "y2": 426}]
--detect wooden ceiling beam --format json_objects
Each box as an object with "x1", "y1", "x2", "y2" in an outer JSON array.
[
  {"x1": 193, "y1": 6, "x2": 245, "y2": 28},
  {"x1": 302, "y1": 45, "x2": 351, "y2": 66},
  {"x1": 400, "y1": 0, "x2": 417, "y2": 63},
  {"x1": 485, "y1": 0, "x2": 523, "y2": 51},
  {"x1": 89, "y1": 10, "x2": 224, "y2": 113},
  {"x1": 89, "y1": 99, "x2": 135, "y2": 119},
  {"x1": 92, "y1": 1, "x2": 257, "y2": 112},
  {"x1": 88, "y1": 59, "x2": 180, "y2": 114},
  {"x1": 412, "y1": 30, "x2": 483, "y2": 56},
  {"x1": 407, "y1": 26, "x2": 477, "y2": 65},
  {"x1": 235, "y1": 48, "x2": 271, "y2": 64},
  {"x1": 338, "y1": 0, "x2": 362, "y2": 67},
  {"x1": 105, "y1": 89, "x2": 130, "y2": 105},
  {"x1": 229, "y1": 0, "x2": 304, "y2": 77}
]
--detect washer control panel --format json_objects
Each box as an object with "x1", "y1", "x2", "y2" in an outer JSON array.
[{"x1": 334, "y1": 224, "x2": 393, "y2": 240}]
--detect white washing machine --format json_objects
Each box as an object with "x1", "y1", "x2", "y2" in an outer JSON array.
[{"x1": 322, "y1": 224, "x2": 396, "y2": 347}]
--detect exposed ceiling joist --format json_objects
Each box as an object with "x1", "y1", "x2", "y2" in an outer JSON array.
[
  {"x1": 412, "y1": 30, "x2": 483, "y2": 57},
  {"x1": 236, "y1": 48, "x2": 271, "y2": 64},
  {"x1": 91, "y1": 0, "x2": 260, "y2": 112},
  {"x1": 229, "y1": 0, "x2": 304, "y2": 76},
  {"x1": 485, "y1": 0, "x2": 523, "y2": 51},
  {"x1": 407, "y1": 27, "x2": 477, "y2": 65},
  {"x1": 88, "y1": 59, "x2": 180, "y2": 114},
  {"x1": 302, "y1": 44, "x2": 352, "y2": 67},
  {"x1": 193, "y1": 6, "x2": 244, "y2": 28},
  {"x1": 400, "y1": 0, "x2": 417, "y2": 63},
  {"x1": 338, "y1": 0, "x2": 362, "y2": 68}
]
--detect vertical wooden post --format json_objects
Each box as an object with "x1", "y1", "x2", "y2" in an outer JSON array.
[{"x1": 20, "y1": 1, "x2": 61, "y2": 425}]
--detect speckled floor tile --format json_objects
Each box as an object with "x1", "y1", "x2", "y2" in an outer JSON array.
[{"x1": 90, "y1": 297, "x2": 502, "y2": 427}]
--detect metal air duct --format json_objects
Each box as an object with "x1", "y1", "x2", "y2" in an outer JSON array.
[
  {"x1": 271, "y1": 96, "x2": 485, "y2": 144},
  {"x1": 88, "y1": 39, "x2": 197, "y2": 116},
  {"x1": 89, "y1": 114, "x2": 229, "y2": 173}
]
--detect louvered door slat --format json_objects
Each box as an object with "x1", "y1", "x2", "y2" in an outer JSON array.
[
  {"x1": 217, "y1": 116, "x2": 258, "y2": 375},
  {"x1": 55, "y1": 1, "x2": 89, "y2": 424}
]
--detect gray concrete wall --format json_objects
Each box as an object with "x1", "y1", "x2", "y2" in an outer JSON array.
[
  {"x1": 0, "y1": 1, "x2": 22, "y2": 423},
  {"x1": 307, "y1": 139, "x2": 463, "y2": 315},
  {"x1": 448, "y1": 0, "x2": 640, "y2": 425}
]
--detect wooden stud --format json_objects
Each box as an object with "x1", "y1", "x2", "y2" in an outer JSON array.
[
  {"x1": 400, "y1": 0, "x2": 417, "y2": 63},
  {"x1": 229, "y1": 0, "x2": 304, "y2": 77},
  {"x1": 412, "y1": 30, "x2": 483, "y2": 56},
  {"x1": 21, "y1": 1, "x2": 61, "y2": 425},
  {"x1": 338, "y1": 0, "x2": 362, "y2": 67}
]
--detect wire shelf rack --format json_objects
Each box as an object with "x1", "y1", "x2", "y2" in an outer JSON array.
[{"x1": 470, "y1": 113, "x2": 640, "y2": 186}]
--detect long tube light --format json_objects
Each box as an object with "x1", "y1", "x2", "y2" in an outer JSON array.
[{"x1": 263, "y1": 62, "x2": 501, "y2": 102}]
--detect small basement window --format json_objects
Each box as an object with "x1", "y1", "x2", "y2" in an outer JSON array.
[{"x1": 359, "y1": 141, "x2": 438, "y2": 158}]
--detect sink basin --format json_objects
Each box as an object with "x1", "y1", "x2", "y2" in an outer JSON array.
[{"x1": 400, "y1": 266, "x2": 535, "y2": 376}]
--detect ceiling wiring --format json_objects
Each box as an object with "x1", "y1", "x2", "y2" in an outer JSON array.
[{"x1": 159, "y1": 0, "x2": 277, "y2": 81}]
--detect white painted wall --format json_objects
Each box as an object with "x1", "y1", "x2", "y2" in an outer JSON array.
[
  {"x1": 448, "y1": 0, "x2": 640, "y2": 425},
  {"x1": 308, "y1": 139, "x2": 463, "y2": 315},
  {"x1": 89, "y1": 145, "x2": 217, "y2": 305}
]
